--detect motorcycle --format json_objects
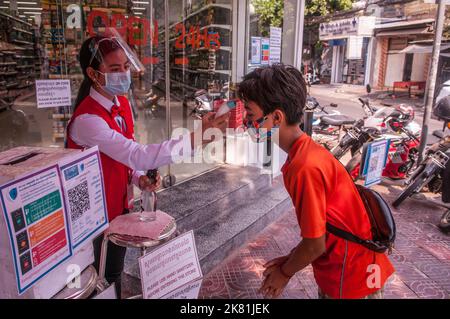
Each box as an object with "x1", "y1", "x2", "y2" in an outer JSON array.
[
  {"x1": 392, "y1": 96, "x2": 450, "y2": 233},
  {"x1": 305, "y1": 96, "x2": 358, "y2": 150},
  {"x1": 183, "y1": 89, "x2": 215, "y2": 119},
  {"x1": 331, "y1": 99, "x2": 421, "y2": 181}
]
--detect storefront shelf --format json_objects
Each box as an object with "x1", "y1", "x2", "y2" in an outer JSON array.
[
  {"x1": 2, "y1": 72, "x2": 18, "y2": 76},
  {"x1": 0, "y1": 11, "x2": 32, "y2": 27},
  {"x1": 14, "y1": 55, "x2": 34, "y2": 59},
  {"x1": 12, "y1": 27, "x2": 34, "y2": 36},
  {"x1": 16, "y1": 65, "x2": 34, "y2": 69},
  {"x1": 11, "y1": 39, "x2": 34, "y2": 46}
]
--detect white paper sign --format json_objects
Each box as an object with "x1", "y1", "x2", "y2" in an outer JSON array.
[
  {"x1": 58, "y1": 146, "x2": 108, "y2": 250},
  {"x1": 139, "y1": 230, "x2": 202, "y2": 299},
  {"x1": 0, "y1": 165, "x2": 72, "y2": 294},
  {"x1": 35, "y1": 80, "x2": 72, "y2": 108},
  {"x1": 270, "y1": 27, "x2": 282, "y2": 65},
  {"x1": 164, "y1": 278, "x2": 203, "y2": 299}
]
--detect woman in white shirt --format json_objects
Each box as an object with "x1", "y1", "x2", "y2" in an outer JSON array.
[{"x1": 66, "y1": 35, "x2": 228, "y2": 297}]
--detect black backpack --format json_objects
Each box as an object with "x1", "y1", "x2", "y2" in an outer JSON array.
[{"x1": 326, "y1": 184, "x2": 396, "y2": 254}]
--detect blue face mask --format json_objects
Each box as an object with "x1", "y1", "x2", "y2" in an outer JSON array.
[{"x1": 98, "y1": 70, "x2": 131, "y2": 96}]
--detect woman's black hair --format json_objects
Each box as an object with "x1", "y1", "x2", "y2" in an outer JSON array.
[
  {"x1": 73, "y1": 36, "x2": 120, "y2": 112},
  {"x1": 237, "y1": 64, "x2": 307, "y2": 125}
]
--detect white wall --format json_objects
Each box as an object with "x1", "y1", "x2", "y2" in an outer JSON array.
[
  {"x1": 411, "y1": 53, "x2": 428, "y2": 82},
  {"x1": 371, "y1": 38, "x2": 382, "y2": 88},
  {"x1": 385, "y1": 53, "x2": 405, "y2": 87}
]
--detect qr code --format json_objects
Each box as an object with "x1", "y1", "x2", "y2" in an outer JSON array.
[{"x1": 67, "y1": 181, "x2": 90, "y2": 222}]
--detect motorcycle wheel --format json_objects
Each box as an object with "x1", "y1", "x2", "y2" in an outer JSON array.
[
  {"x1": 392, "y1": 169, "x2": 428, "y2": 208},
  {"x1": 439, "y1": 210, "x2": 450, "y2": 233}
]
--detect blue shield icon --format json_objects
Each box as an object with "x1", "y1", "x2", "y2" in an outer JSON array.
[{"x1": 9, "y1": 188, "x2": 18, "y2": 201}]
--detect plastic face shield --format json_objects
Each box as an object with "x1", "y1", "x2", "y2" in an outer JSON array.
[{"x1": 88, "y1": 28, "x2": 145, "y2": 73}]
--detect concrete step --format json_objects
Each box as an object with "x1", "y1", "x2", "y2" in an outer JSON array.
[{"x1": 123, "y1": 164, "x2": 291, "y2": 279}]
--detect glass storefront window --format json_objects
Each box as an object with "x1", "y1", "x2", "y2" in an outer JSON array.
[
  {"x1": 0, "y1": 0, "x2": 235, "y2": 186},
  {"x1": 247, "y1": 0, "x2": 284, "y2": 74}
]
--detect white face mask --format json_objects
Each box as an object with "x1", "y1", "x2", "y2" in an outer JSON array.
[{"x1": 97, "y1": 69, "x2": 131, "y2": 96}]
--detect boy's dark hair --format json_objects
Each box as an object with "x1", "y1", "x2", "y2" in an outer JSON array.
[{"x1": 237, "y1": 64, "x2": 307, "y2": 125}]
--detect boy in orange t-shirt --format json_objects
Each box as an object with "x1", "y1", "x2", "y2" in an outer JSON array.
[{"x1": 238, "y1": 64, "x2": 394, "y2": 299}]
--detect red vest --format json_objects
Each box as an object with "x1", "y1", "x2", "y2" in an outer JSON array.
[{"x1": 66, "y1": 95, "x2": 135, "y2": 222}]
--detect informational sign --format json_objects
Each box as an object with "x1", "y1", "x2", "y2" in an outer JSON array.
[
  {"x1": 361, "y1": 139, "x2": 391, "y2": 187},
  {"x1": 58, "y1": 147, "x2": 108, "y2": 250},
  {"x1": 251, "y1": 37, "x2": 262, "y2": 65},
  {"x1": 164, "y1": 278, "x2": 203, "y2": 299},
  {"x1": 0, "y1": 165, "x2": 72, "y2": 294},
  {"x1": 319, "y1": 17, "x2": 358, "y2": 39},
  {"x1": 261, "y1": 38, "x2": 270, "y2": 65},
  {"x1": 35, "y1": 80, "x2": 72, "y2": 108},
  {"x1": 139, "y1": 230, "x2": 203, "y2": 299},
  {"x1": 269, "y1": 27, "x2": 282, "y2": 65}
]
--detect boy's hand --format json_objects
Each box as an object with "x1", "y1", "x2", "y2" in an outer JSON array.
[
  {"x1": 262, "y1": 255, "x2": 289, "y2": 277},
  {"x1": 259, "y1": 266, "x2": 290, "y2": 299},
  {"x1": 139, "y1": 172, "x2": 161, "y2": 192}
]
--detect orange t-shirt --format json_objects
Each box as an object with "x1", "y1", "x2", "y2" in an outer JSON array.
[{"x1": 281, "y1": 133, "x2": 395, "y2": 299}]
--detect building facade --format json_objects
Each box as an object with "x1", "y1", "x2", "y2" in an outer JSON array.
[{"x1": 313, "y1": 0, "x2": 449, "y2": 92}]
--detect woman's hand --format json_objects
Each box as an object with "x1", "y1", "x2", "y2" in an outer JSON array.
[{"x1": 138, "y1": 172, "x2": 161, "y2": 192}]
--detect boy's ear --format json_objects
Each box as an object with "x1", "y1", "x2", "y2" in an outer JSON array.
[{"x1": 273, "y1": 109, "x2": 284, "y2": 126}]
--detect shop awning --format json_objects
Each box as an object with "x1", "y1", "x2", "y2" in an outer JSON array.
[
  {"x1": 399, "y1": 44, "x2": 450, "y2": 54},
  {"x1": 376, "y1": 27, "x2": 432, "y2": 37},
  {"x1": 375, "y1": 18, "x2": 434, "y2": 37}
]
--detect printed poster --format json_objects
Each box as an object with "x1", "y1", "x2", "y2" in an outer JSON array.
[
  {"x1": 58, "y1": 146, "x2": 108, "y2": 250},
  {"x1": 261, "y1": 38, "x2": 270, "y2": 65},
  {"x1": 251, "y1": 37, "x2": 262, "y2": 65},
  {"x1": 0, "y1": 165, "x2": 72, "y2": 294},
  {"x1": 362, "y1": 139, "x2": 391, "y2": 187}
]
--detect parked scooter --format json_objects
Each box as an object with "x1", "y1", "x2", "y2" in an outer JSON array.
[
  {"x1": 392, "y1": 97, "x2": 450, "y2": 232},
  {"x1": 331, "y1": 98, "x2": 421, "y2": 181},
  {"x1": 184, "y1": 89, "x2": 215, "y2": 119}
]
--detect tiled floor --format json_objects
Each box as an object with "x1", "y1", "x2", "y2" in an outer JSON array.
[{"x1": 198, "y1": 184, "x2": 450, "y2": 299}]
